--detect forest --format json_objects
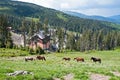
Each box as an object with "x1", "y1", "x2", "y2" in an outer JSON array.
[{"x1": 0, "y1": 14, "x2": 120, "y2": 52}]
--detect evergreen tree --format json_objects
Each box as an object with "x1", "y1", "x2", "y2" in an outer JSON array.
[
  {"x1": 20, "y1": 19, "x2": 27, "y2": 48},
  {"x1": 0, "y1": 15, "x2": 13, "y2": 48},
  {"x1": 66, "y1": 33, "x2": 75, "y2": 51},
  {"x1": 56, "y1": 28, "x2": 64, "y2": 52},
  {"x1": 28, "y1": 19, "x2": 35, "y2": 38},
  {"x1": 43, "y1": 18, "x2": 49, "y2": 34},
  {"x1": 35, "y1": 19, "x2": 42, "y2": 32},
  {"x1": 97, "y1": 30, "x2": 104, "y2": 50}
]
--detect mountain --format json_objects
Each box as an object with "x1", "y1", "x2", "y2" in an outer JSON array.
[
  {"x1": 63, "y1": 11, "x2": 120, "y2": 24},
  {"x1": 109, "y1": 15, "x2": 120, "y2": 20},
  {"x1": 0, "y1": 0, "x2": 120, "y2": 33}
]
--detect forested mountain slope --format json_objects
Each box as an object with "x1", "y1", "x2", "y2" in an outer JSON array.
[
  {"x1": 63, "y1": 11, "x2": 120, "y2": 24},
  {"x1": 0, "y1": 0, "x2": 120, "y2": 33}
]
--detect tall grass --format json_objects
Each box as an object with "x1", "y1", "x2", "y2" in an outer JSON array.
[{"x1": 0, "y1": 48, "x2": 29, "y2": 57}]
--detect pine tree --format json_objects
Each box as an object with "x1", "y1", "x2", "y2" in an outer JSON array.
[
  {"x1": 0, "y1": 15, "x2": 13, "y2": 48},
  {"x1": 20, "y1": 19, "x2": 27, "y2": 48},
  {"x1": 43, "y1": 18, "x2": 49, "y2": 34},
  {"x1": 66, "y1": 33, "x2": 75, "y2": 51},
  {"x1": 56, "y1": 28, "x2": 64, "y2": 52},
  {"x1": 28, "y1": 19, "x2": 35, "y2": 38}
]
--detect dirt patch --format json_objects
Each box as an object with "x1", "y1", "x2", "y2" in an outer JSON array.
[
  {"x1": 90, "y1": 73, "x2": 110, "y2": 80},
  {"x1": 53, "y1": 73, "x2": 74, "y2": 80},
  {"x1": 63, "y1": 73, "x2": 74, "y2": 80},
  {"x1": 111, "y1": 71, "x2": 120, "y2": 77}
]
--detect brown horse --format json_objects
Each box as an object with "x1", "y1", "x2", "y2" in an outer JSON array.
[
  {"x1": 74, "y1": 57, "x2": 84, "y2": 62},
  {"x1": 62, "y1": 57, "x2": 71, "y2": 61},
  {"x1": 91, "y1": 57, "x2": 101, "y2": 63},
  {"x1": 36, "y1": 55, "x2": 46, "y2": 61},
  {"x1": 25, "y1": 57, "x2": 34, "y2": 61}
]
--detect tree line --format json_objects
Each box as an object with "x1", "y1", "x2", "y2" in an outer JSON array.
[
  {"x1": 0, "y1": 15, "x2": 120, "y2": 52},
  {"x1": 55, "y1": 28, "x2": 120, "y2": 52}
]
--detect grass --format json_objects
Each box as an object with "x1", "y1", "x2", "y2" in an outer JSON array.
[
  {"x1": 57, "y1": 13, "x2": 68, "y2": 22},
  {"x1": 102, "y1": 22, "x2": 120, "y2": 30},
  {"x1": 0, "y1": 7, "x2": 10, "y2": 10},
  {"x1": 25, "y1": 17, "x2": 39, "y2": 22},
  {"x1": 0, "y1": 48, "x2": 29, "y2": 57},
  {"x1": 0, "y1": 48, "x2": 120, "y2": 80}
]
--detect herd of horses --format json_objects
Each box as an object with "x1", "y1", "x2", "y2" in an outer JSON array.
[{"x1": 25, "y1": 56, "x2": 101, "y2": 63}]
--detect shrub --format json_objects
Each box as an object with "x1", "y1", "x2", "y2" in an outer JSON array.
[
  {"x1": 29, "y1": 48, "x2": 34, "y2": 55},
  {"x1": 36, "y1": 47, "x2": 45, "y2": 54}
]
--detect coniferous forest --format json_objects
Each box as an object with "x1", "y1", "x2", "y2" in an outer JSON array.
[{"x1": 0, "y1": 14, "x2": 120, "y2": 52}]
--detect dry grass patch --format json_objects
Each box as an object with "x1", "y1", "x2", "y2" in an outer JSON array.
[
  {"x1": 111, "y1": 71, "x2": 120, "y2": 77},
  {"x1": 90, "y1": 73, "x2": 110, "y2": 80}
]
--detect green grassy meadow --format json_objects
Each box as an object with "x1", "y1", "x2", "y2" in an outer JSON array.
[{"x1": 0, "y1": 48, "x2": 120, "y2": 80}]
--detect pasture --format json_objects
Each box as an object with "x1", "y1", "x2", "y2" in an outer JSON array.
[{"x1": 0, "y1": 48, "x2": 120, "y2": 80}]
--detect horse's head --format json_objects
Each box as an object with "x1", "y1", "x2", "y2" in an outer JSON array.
[{"x1": 62, "y1": 58, "x2": 65, "y2": 60}]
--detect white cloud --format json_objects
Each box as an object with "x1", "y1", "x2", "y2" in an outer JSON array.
[
  {"x1": 16, "y1": 0, "x2": 120, "y2": 16},
  {"x1": 61, "y1": 3, "x2": 69, "y2": 9}
]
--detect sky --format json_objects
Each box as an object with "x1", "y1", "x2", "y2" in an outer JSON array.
[{"x1": 16, "y1": 0, "x2": 120, "y2": 17}]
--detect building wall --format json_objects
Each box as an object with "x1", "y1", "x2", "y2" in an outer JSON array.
[
  {"x1": 43, "y1": 41, "x2": 50, "y2": 49},
  {"x1": 29, "y1": 40, "x2": 50, "y2": 50},
  {"x1": 37, "y1": 41, "x2": 44, "y2": 49},
  {"x1": 29, "y1": 42, "x2": 36, "y2": 50}
]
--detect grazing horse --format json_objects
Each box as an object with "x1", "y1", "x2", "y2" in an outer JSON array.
[
  {"x1": 36, "y1": 55, "x2": 46, "y2": 61},
  {"x1": 25, "y1": 57, "x2": 34, "y2": 61},
  {"x1": 62, "y1": 57, "x2": 71, "y2": 61},
  {"x1": 74, "y1": 57, "x2": 84, "y2": 62},
  {"x1": 91, "y1": 57, "x2": 101, "y2": 63}
]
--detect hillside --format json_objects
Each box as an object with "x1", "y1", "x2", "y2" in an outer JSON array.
[
  {"x1": 109, "y1": 15, "x2": 120, "y2": 21},
  {"x1": 63, "y1": 11, "x2": 120, "y2": 24},
  {"x1": 0, "y1": 0, "x2": 120, "y2": 33}
]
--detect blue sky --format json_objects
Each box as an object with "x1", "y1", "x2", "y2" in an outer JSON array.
[{"x1": 16, "y1": 0, "x2": 120, "y2": 17}]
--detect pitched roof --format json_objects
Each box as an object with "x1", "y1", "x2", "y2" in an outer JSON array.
[{"x1": 30, "y1": 30, "x2": 50, "y2": 43}]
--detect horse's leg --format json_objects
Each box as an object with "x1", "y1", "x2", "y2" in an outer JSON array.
[
  {"x1": 99, "y1": 60, "x2": 101, "y2": 63},
  {"x1": 25, "y1": 59, "x2": 27, "y2": 62},
  {"x1": 82, "y1": 59, "x2": 84, "y2": 62},
  {"x1": 44, "y1": 58, "x2": 46, "y2": 61}
]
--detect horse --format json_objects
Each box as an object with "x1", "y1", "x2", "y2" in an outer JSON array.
[
  {"x1": 25, "y1": 57, "x2": 34, "y2": 61},
  {"x1": 91, "y1": 57, "x2": 101, "y2": 63},
  {"x1": 62, "y1": 57, "x2": 71, "y2": 61},
  {"x1": 36, "y1": 55, "x2": 46, "y2": 61},
  {"x1": 74, "y1": 57, "x2": 84, "y2": 62}
]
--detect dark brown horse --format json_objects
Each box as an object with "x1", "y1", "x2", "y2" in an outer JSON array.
[
  {"x1": 74, "y1": 57, "x2": 84, "y2": 62},
  {"x1": 36, "y1": 55, "x2": 46, "y2": 61},
  {"x1": 25, "y1": 57, "x2": 34, "y2": 61},
  {"x1": 91, "y1": 57, "x2": 101, "y2": 63},
  {"x1": 62, "y1": 57, "x2": 71, "y2": 61}
]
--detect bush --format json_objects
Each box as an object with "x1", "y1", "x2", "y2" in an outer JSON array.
[
  {"x1": 36, "y1": 47, "x2": 45, "y2": 54},
  {"x1": 29, "y1": 48, "x2": 34, "y2": 55}
]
